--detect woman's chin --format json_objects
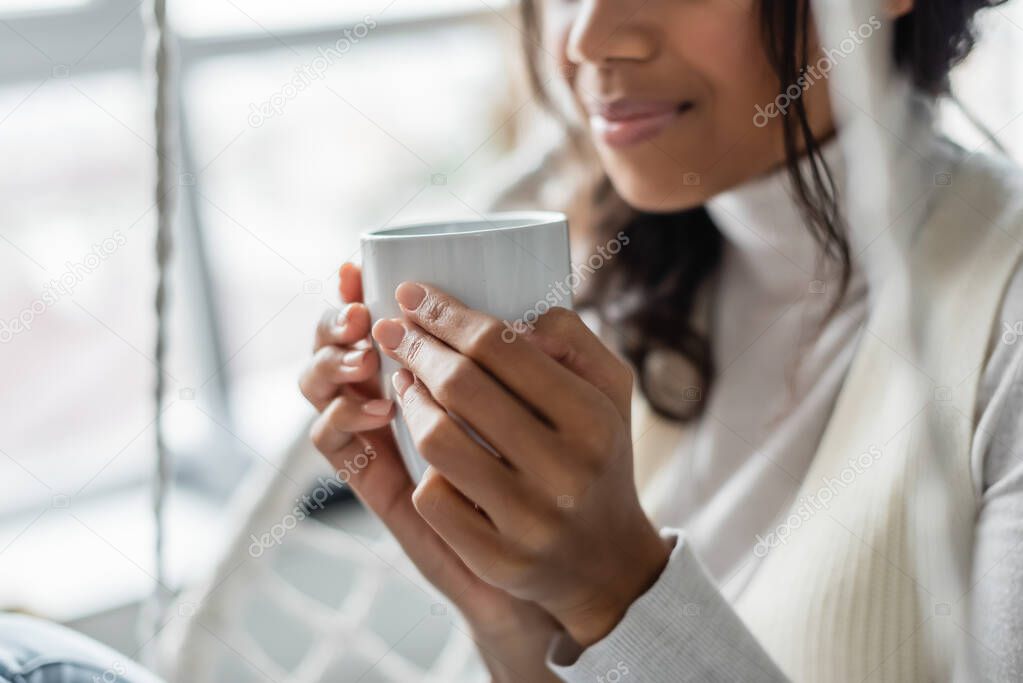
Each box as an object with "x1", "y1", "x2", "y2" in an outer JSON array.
[{"x1": 609, "y1": 174, "x2": 711, "y2": 215}]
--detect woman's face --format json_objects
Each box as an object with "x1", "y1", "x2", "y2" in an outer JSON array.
[{"x1": 540, "y1": 0, "x2": 836, "y2": 212}]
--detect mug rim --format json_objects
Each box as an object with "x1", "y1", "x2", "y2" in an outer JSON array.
[{"x1": 360, "y1": 211, "x2": 566, "y2": 241}]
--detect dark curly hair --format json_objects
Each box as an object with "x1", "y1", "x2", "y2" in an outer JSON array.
[{"x1": 520, "y1": 0, "x2": 1008, "y2": 420}]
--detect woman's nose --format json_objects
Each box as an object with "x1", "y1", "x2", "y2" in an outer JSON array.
[{"x1": 565, "y1": 0, "x2": 658, "y2": 65}]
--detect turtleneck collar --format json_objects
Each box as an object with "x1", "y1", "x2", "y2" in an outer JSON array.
[
  {"x1": 703, "y1": 91, "x2": 946, "y2": 305},
  {"x1": 705, "y1": 137, "x2": 847, "y2": 302}
]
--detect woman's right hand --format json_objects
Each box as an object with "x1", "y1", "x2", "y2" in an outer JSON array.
[
  {"x1": 299, "y1": 262, "x2": 395, "y2": 440},
  {"x1": 299, "y1": 262, "x2": 562, "y2": 683}
]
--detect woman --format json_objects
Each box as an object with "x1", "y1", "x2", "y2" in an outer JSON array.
[{"x1": 300, "y1": 0, "x2": 1023, "y2": 680}]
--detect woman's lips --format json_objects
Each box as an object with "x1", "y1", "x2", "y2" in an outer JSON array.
[{"x1": 588, "y1": 100, "x2": 693, "y2": 148}]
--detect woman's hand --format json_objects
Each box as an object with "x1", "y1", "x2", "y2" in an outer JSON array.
[
  {"x1": 300, "y1": 264, "x2": 563, "y2": 683},
  {"x1": 299, "y1": 262, "x2": 390, "y2": 423},
  {"x1": 371, "y1": 282, "x2": 672, "y2": 647}
]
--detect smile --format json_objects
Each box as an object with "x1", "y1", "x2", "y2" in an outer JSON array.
[{"x1": 588, "y1": 100, "x2": 694, "y2": 148}]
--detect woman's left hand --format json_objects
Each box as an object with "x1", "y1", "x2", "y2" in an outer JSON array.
[{"x1": 371, "y1": 282, "x2": 672, "y2": 647}]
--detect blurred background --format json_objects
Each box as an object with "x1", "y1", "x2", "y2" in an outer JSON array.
[{"x1": 1, "y1": 0, "x2": 1023, "y2": 680}]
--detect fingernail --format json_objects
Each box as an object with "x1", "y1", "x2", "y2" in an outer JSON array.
[
  {"x1": 374, "y1": 318, "x2": 405, "y2": 350},
  {"x1": 341, "y1": 348, "x2": 367, "y2": 366},
  {"x1": 336, "y1": 304, "x2": 352, "y2": 330},
  {"x1": 395, "y1": 282, "x2": 426, "y2": 311},
  {"x1": 392, "y1": 369, "x2": 413, "y2": 397},
  {"x1": 362, "y1": 399, "x2": 393, "y2": 416}
]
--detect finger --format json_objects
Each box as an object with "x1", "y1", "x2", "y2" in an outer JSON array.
[
  {"x1": 299, "y1": 345, "x2": 381, "y2": 411},
  {"x1": 526, "y1": 308, "x2": 633, "y2": 420},
  {"x1": 393, "y1": 282, "x2": 603, "y2": 429},
  {"x1": 412, "y1": 467, "x2": 505, "y2": 582},
  {"x1": 393, "y1": 369, "x2": 525, "y2": 531},
  {"x1": 339, "y1": 262, "x2": 364, "y2": 304},
  {"x1": 373, "y1": 319, "x2": 557, "y2": 475},
  {"x1": 327, "y1": 433, "x2": 489, "y2": 601},
  {"x1": 314, "y1": 303, "x2": 372, "y2": 352},
  {"x1": 310, "y1": 393, "x2": 394, "y2": 453}
]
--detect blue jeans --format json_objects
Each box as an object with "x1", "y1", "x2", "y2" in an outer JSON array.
[{"x1": 0, "y1": 615, "x2": 163, "y2": 683}]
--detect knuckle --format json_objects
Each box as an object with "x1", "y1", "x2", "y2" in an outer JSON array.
[
  {"x1": 518, "y1": 513, "x2": 563, "y2": 562},
  {"x1": 411, "y1": 471, "x2": 444, "y2": 515},
  {"x1": 298, "y1": 374, "x2": 317, "y2": 405},
  {"x1": 402, "y1": 379, "x2": 436, "y2": 418},
  {"x1": 573, "y1": 416, "x2": 616, "y2": 459},
  {"x1": 464, "y1": 319, "x2": 505, "y2": 358},
  {"x1": 595, "y1": 359, "x2": 635, "y2": 406},
  {"x1": 416, "y1": 413, "x2": 455, "y2": 457},
  {"x1": 315, "y1": 308, "x2": 337, "y2": 338},
  {"x1": 347, "y1": 302, "x2": 368, "y2": 325},
  {"x1": 410, "y1": 486, "x2": 428, "y2": 515},
  {"x1": 314, "y1": 346, "x2": 341, "y2": 373},
  {"x1": 590, "y1": 419, "x2": 616, "y2": 450},
  {"x1": 495, "y1": 490, "x2": 560, "y2": 557},
  {"x1": 356, "y1": 348, "x2": 379, "y2": 374},
  {"x1": 432, "y1": 358, "x2": 477, "y2": 405},
  {"x1": 402, "y1": 332, "x2": 427, "y2": 367},
  {"x1": 410, "y1": 483, "x2": 429, "y2": 515},
  {"x1": 493, "y1": 545, "x2": 537, "y2": 589},
  {"x1": 297, "y1": 361, "x2": 317, "y2": 397},
  {"x1": 529, "y1": 526, "x2": 562, "y2": 560},
  {"x1": 325, "y1": 397, "x2": 355, "y2": 429},
  {"x1": 398, "y1": 379, "x2": 424, "y2": 412},
  {"x1": 527, "y1": 308, "x2": 580, "y2": 349},
  {"x1": 417, "y1": 294, "x2": 451, "y2": 326},
  {"x1": 309, "y1": 416, "x2": 339, "y2": 454},
  {"x1": 332, "y1": 353, "x2": 366, "y2": 383},
  {"x1": 538, "y1": 306, "x2": 577, "y2": 331},
  {"x1": 308, "y1": 421, "x2": 325, "y2": 452}
]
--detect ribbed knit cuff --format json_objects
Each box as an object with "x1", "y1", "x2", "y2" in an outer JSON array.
[{"x1": 546, "y1": 528, "x2": 787, "y2": 682}]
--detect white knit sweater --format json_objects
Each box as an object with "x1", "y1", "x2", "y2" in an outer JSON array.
[{"x1": 544, "y1": 125, "x2": 1023, "y2": 683}]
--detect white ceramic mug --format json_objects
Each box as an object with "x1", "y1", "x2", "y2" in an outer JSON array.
[{"x1": 361, "y1": 211, "x2": 572, "y2": 481}]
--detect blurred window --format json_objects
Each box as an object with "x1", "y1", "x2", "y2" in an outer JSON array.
[{"x1": 0, "y1": 0, "x2": 525, "y2": 619}]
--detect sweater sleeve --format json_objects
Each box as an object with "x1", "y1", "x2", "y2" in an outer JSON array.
[
  {"x1": 546, "y1": 530, "x2": 788, "y2": 682},
  {"x1": 546, "y1": 265, "x2": 1023, "y2": 683},
  {"x1": 965, "y1": 261, "x2": 1023, "y2": 680}
]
